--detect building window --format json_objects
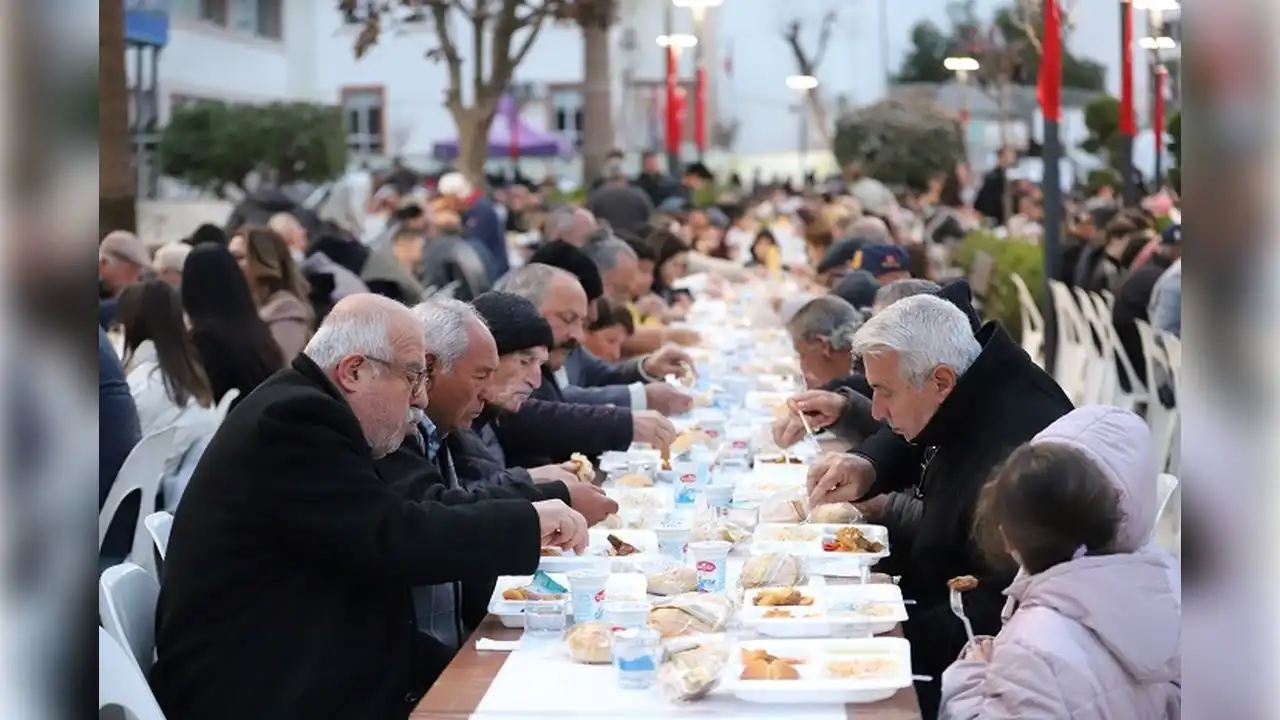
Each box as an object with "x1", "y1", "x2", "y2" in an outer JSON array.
[
  {"x1": 342, "y1": 87, "x2": 385, "y2": 155},
  {"x1": 200, "y1": 0, "x2": 228, "y2": 24},
  {"x1": 256, "y1": 0, "x2": 283, "y2": 39},
  {"x1": 190, "y1": 0, "x2": 281, "y2": 39},
  {"x1": 551, "y1": 90, "x2": 584, "y2": 147},
  {"x1": 343, "y1": 1, "x2": 425, "y2": 24}
]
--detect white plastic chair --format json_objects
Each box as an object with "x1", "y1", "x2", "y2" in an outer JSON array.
[
  {"x1": 100, "y1": 427, "x2": 177, "y2": 576},
  {"x1": 99, "y1": 562, "x2": 161, "y2": 676},
  {"x1": 1160, "y1": 333, "x2": 1182, "y2": 475},
  {"x1": 1086, "y1": 291, "x2": 1149, "y2": 411},
  {"x1": 1135, "y1": 320, "x2": 1179, "y2": 472},
  {"x1": 1009, "y1": 273, "x2": 1045, "y2": 368},
  {"x1": 99, "y1": 627, "x2": 166, "y2": 720},
  {"x1": 1072, "y1": 287, "x2": 1117, "y2": 406},
  {"x1": 1155, "y1": 472, "x2": 1181, "y2": 558},
  {"x1": 1047, "y1": 280, "x2": 1090, "y2": 406},
  {"x1": 144, "y1": 511, "x2": 174, "y2": 560},
  {"x1": 213, "y1": 388, "x2": 240, "y2": 424}
]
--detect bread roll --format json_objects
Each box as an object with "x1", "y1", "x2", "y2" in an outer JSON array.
[
  {"x1": 567, "y1": 453, "x2": 595, "y2": 483},
  {"x1": 647, "y1": 566, "x2": 697, "y2": 596},
  {"x1": 808, "y1": 502, "x2": 862, "y2": 524},
  {"x1": 566, "y1": 621, "x2": 614, "y2": 664},
  {"x1": 616, "y1": 474, "x2": 654, "y2": 488},
  {"x1": 739, "y1": 554, "x2": 805, "y2": 589},
  {"x1": 740, "y1": 658, "x2": 800, "y2": 680}
]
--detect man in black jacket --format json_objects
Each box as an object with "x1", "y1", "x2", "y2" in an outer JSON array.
[
  {"x1": 805, "y1": 295, "x2": 1073, "y2": 719},
  {"x1": 494, "y1": 264, "x2": 676, "y2": 467},
  {"x1": 151, "y1": 294, "x2": 588, "y2": 720}
]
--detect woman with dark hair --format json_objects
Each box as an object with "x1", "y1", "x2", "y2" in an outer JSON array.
[
  {"x1": 117, "y1": 280, "x2": 219, "y2": 505},
  {"x1": 644, "y1": 228, "x2": 692, "y2": 307},
  {"x1": 228, "y1": 226, "x2": 314, "y2": 360},
  {"x1": 746, "y1": 229, "x2": 782, "y2": 269},
  {"x1": 182, "y1": 243, "x2": 286, "y2": 404},
  {"x1": 583, "y1": 297, "x2": 636, "y2": 362}
]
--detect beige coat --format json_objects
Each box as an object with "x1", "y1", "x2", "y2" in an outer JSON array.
[{"x1": 259, "y1": 291, "x2": 312, "y2": 361}]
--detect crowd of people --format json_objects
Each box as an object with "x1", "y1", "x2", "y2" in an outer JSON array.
[{"x1": 98, "y1": 149, "x2": 1180, "y2": 720}]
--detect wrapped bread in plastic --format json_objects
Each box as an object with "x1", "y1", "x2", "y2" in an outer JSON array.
[
  {"x1": 566, "y1": 621, "x2": 614, "y2": 664},
  {"x1": 738, "y1": 553, "x2": 806, "y2": 589},
  {"x1": 566, "y1": 453, "x2": 596, "y2": 483},
  {"x1": 808, "y1": 502, "x2": 863, "y2": 524},
  {"x1": 691, "y1": 518, "x2": 752, "y2": 547},
  {"x1": 657, "y1": 636, "x2": 730, "y2": 702},
  {"x1": 647, "y1": 565, "x2": 698, "y2": 596},
  {"x1": 758, "y1": 490, "x2": 808, "y2": 524},
  {"x1": 647, "y1": 593, "x2": 736, "y2": 638}
]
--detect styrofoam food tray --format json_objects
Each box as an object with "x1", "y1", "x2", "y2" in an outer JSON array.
[
  {"x1": 488, "y1": 573, "x2": 571, "y2": 628},
  {"x1": 722, "y1": 637, "x2": 914, "y2": 704},
  {"x1": 752, "y1": 523, "x2": 890, "y2": 561},
  {"x1": 739, "y1": 583, "x2": 908, "y2": 637},
  {"x1": 538, "y1": 529, "x2": 660, "y2": 572}
]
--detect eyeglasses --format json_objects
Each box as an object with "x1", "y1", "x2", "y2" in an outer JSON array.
[{"x1": 363, "y1": 355, "x2": 431, "y2": 395}]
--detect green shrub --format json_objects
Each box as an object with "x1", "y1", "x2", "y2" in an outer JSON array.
[
  {"x1": 953, "y1": 230, "x2": 1045, "y2": 345},
  {"x1": 833, "y1": 96, "x2": 965, "y2": 190}
]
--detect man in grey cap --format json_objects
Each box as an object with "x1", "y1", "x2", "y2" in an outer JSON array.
[{"x1": 99, "y1": 230, "x2": 155, "y2": 329}]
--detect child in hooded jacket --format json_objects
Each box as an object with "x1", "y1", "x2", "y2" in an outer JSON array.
[{"x1": 940, "y1": 406, "x2": 1181, "y2": 719}]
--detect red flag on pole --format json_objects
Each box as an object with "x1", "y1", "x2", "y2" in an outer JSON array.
[
  {"x1": 1037, "y1": 0, "x2": 1062, "y2": 122},
  {"x1": 1119, "y1": 0, "x2": 1136, "y2": 136},
  {"x1": 1153, "y1": 65, "x2": 1166, "y2": 162},
  {"x1": 666, "y1": 46, "x2": 680, "y2": 155}
]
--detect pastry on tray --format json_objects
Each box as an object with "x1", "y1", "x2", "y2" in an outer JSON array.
[
  {"x1": 751, "y1": 587, "x2": 814, "y2": 607},
  {"x1": 605, "y1": 534, "x2": 641, "y2": 557},
  {"x1": 739, "y1": 650, "x2": 801, "y2": 680},
  {"x1": 822, "y1": 526, "x2": 885, "y2": 554}
]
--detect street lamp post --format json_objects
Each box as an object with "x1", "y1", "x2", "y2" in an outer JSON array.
[
  {"x1": 657, "y1": 33, "x2": 698, "y2": 177},
  {"x1": 673, "y1": 0, "x2": 723, "y2": 162},
  {"x1": 943, "y1": 56, "x2": 980, "y2": 153},
  {"x1": 1137, "y1": 0, "x2": 1179, "y2": 188},
  {"x1": 786, "y1": 75, "x2": 818, "y2": 184}
]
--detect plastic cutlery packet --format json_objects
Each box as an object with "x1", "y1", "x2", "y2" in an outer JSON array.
[{"x1": 657, "y1": 634, "x2": 731, "y2": 702}]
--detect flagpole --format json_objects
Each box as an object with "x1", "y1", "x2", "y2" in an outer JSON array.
[
  {"x1": 1118, "y1": 0, "x2": 1137, "y2": 205},
  {"x1": 1041, "y1": 0, "x2": 1063, "y2": 375}
]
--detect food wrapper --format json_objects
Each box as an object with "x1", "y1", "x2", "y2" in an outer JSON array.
[
  {"x1": 527, "y1": 570, "x2": 569, "y2": 597},
  {"x1": 566, "y1": 621, "x2": 614, "y2": 664},
  {"x1": 758, "y1": 489, "x2": 808, "y2": 524},
  {"x1": 807, "y1": 502, "x2": 863, "y2": 524},
  {"x1": 738, "y1": 553, "x2": 808, "y2": 590},
  {"x1": 646, "y1": 564, "x2": 698, "y2": 596},
  {"x1": 690, "y1": 517, "x2": 753, "y2": 547},
  {"x1": 647, "y1": 593, "x2": 736, "y2": 638},
  {"x1": 657, "y1": 635, "x2": 730, "y2": 702}
]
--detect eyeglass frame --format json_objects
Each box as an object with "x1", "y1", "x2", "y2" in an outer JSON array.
[{"x1": 363, "y1": 355, "x2": 432, "y2": 395}]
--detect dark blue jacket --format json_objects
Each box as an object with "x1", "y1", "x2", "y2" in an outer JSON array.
[
  {"x1": 464, "y1": 196, "x2": 509, "y2": 281},
  {"x1": 99, "y1": 328, "x2": 142, "y2": 564}
]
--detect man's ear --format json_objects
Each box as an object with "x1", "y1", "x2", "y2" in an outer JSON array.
[
  {"x1": 333, "y1": 355, "x2": 366, "y2": 393},
  {"x1": 817, "y1": 337, "x2": 834, "y2": 358},
  {"x1": 931, "y1": 365, "x2": 959, "y2": 396}
]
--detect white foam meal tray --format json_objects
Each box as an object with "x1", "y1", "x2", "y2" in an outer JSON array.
[
  {"x1": 738, "y1": 583, "x2": 908, "y2": 637},
  {"x1": 538, "y1": 529, "x2": 659, "y2": 573},
  {"x1": 722, "y1": 636, "x2": 914, "y2": 704},
  {"x1": 752, "y1": 523, "x2": 891, "y2": 576}
]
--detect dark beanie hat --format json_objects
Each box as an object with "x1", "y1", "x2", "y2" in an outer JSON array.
[
  {"x1": 831, "y1": 270, "x2": 879, "y2": 311},
  {"x1": 186, "y1": 223, "x2": 228, "y2": 248},
  {"x1": 529, "y1": 240, "x2": 604, "y2": 301},
  {"x1": 815, "y1": 238, "x2": 865, "y2": 275},
  {"x1": 471, "y1": 292, "x2": 555, "y2": 356},
  {"x1": 646, "y1": 228, "x2": 689, "y2": 271}
]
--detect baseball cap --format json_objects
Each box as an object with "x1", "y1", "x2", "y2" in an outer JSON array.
[
  {"x1": 850, "y1": 244, "x2": 909, "y2": 278},
  {"x1": 1160, "y1": 224, "x2": 1181, "y2": 245},
  {"x1": 100, "y1": 231, "x2": 151, "y2": 267}
]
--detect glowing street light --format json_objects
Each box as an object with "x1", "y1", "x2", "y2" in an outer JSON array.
[
  {"x1": 785, "y1": 75, "x2": 819, "y2": 91},
  {"x1": 943, "y1": 56, "x2": 980, "y2": 73},
  {"x1": 1139, "y1": 36, "x2": 1177, "y2": 50},
  {"x1": 1133, "y1": 0, "x2": 1179, "y2": 10},
  {"x1": 656, "y1": 34, "x2": 698, "y2": 50}
]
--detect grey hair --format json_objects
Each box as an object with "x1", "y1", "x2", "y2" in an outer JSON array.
[
  {"x1": 303, "y1": 305, "x2": 394, "y2": 370},
  {"x1": 786, "y1": 295, "x2": 866, "y2": 351},
  {"x1": 848, "y1": 216, "x2": 892, "y2": 245},
  {"x1": 411, "y1": 297, "x2": 488, "y2": 372},
  {"x1": 874, "y1": 279, "x2": 941, "y2": 310},
  {"x1": 544, "y1": 206, "x2": 577, "y2": 242},
  {"x1": 581, "y1": 236, "x2": 636, "y2": 273},
  {"x1": 850, "y1": 294, "x2": 981, "y2": 386},
  {"x1": 494, "y1": 263, "x2": 570, "y2": 305}
]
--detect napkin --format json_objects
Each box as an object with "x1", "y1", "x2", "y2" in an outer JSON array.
[{"x1": 475, "y1": 638, "x2": 522, "y2": 652}]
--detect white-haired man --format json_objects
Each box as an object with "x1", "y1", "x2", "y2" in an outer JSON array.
[
  {"x1": 438, "y1": 171, "x2": 508, "y2": 280},
  {"x1": 152, "y1": 294, "x2": 588, "y2": 720},
  {"x1": 804, "y1": 294, "x2": 1073, "y2": 717}
]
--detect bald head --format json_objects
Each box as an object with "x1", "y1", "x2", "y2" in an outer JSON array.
[
  {"x1": 848, "y1": 216, "x2": 892, "y2": 245},
  {"x1": 548, "y1": 207, "x2": 598, "y2": 247},
  {"x1": 268, "y1": 212, "x2": 307, "y2": 253}
]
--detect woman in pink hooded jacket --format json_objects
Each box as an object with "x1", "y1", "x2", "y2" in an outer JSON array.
[{"x1": 940, "y1": 406, "x2": 1181, "y2": 719}]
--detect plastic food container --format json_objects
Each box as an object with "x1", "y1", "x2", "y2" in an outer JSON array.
[
  {"x1": 739, "y1": 583, "x2": 909, "y2": 638},
  {"x1": 722, "y1": 637, "x2": 914, "y2": 704},
  {"x1": 488, "y1": 574, "x2": 572, "y2": 629}
]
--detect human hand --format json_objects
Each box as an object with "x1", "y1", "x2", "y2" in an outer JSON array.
[
  {"x1": 666, "y1": 327, "x2": 701, "y2": 347},
  {"x1": 644, "y1": 383, "x2": 694, "y2": 416},
  {"x1": 528, "y1": 465, "x2": 578, "y2": 486},
  {"x1": 631, "y1": 409, "x2": 677, "y2": 448},
  {"x1": 533, "y1": 499, "x2": 590, "y2": 554},
  {"x1": 787, "y1": 390, "x2": 850, "y2": 431},
  {"x1": 566, "y1": 482, "x2": 619, "y2": 527},
  {"x1": 962, "y1": 636, "x2": 996, "y2": 663},
  {"x1": 642, "y1": 344, "x2": 694, "y2": 379},
  {"x1": 771, "y1": 414, "x2": 807, "y2": 449},
  {"x1": 807, "y1": 452, "x2": 876, "y2": 508}
]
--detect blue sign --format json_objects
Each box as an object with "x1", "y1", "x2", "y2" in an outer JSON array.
[{"x1": 125, "y1": 0, "x2": 170, "y2": 47}]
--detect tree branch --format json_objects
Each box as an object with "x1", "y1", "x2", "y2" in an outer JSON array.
[
  {"x1": 813, "y1": 9, "x2": 838, "y2": 69},
  {"x1": 427, "y1": 2, "x2": 466, "y2": 109}
]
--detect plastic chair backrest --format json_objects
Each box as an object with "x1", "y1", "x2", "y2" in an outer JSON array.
[
  {"x1": 100, "y1": 427, "x2": 177, "y2": 576},
  {"x1": 99, "y1": 562, "x2": 161, "y2": 676},
  {"x1": 1009, "y1": 272, "x2": 1045, "y2": 332},
  {"x1": 99, "y1": 628, "x2": 167, "y2": 720},
  {"x1": 144, "y1": 511, "x2": 174, "y2": 559},
  {"x1": 1088, "y1": 291, "x2": 1147, "y2": 400},
  {"x1": 213, "y1": 388, "x2": 240, "y2": 423},
  {"x1": 1134, "y1": 320, "x2": 1171, "y2": 397},
  {"x1": 1162, "y1": 334, "x2": 1182, "y2": 392},
  {"x1": 1155, "y1": 473, "x2": 1179, "y2": 527}
]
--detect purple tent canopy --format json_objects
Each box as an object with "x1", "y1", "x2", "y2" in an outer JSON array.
[{"x1": 431, "y1": 95, "x2": 574, "y2": 160}]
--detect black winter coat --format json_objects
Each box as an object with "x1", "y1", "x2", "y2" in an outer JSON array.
[
  {"x1": 494, "y1": 368, "x2": 634, "y2": 468},
  {"x1": 852, "y1": 323, "x2": 1073, "y2": 718},
  {"x1": 151, "y1": 356, "x2": 544, "y2": 720}
]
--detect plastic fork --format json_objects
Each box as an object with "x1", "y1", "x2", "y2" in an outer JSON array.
[{"x1": 949, "y1": 588, "x2": 976, "y2": 645}]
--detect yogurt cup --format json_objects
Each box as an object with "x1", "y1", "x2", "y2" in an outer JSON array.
[
  {"x1": 703, "y1": 483, "x2": 735, "y2": 512},
  {"x1": 688, "y1": 541, "x2": 732, "y2": 594},
  {"x1": 672, "y1": 460, "x2": 709, "y2": 506},
  {"x1": 653, "y1": 522, "x2": 692, "y2": 562},
  {"x1": 603, "y1": 601, "x2": 650, "y2": 632},
  {"x1": 567, "y1": 566, "x2": 610, "y2": 624}
]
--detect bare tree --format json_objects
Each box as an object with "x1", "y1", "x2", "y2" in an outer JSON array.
[
  {"x1": 780, "y1": 7, "x2": 839, "y2": 149},
  {"x1": 554, "y1": 1, "x2": 617, "y2": 187},
  {"x1": 345, "y1": 0, "x2": 564, "y2": 184},
  {"x1": 100, "y1": 0, "x2": 135, "y2": 236},
  {"x1": 1008, "y1": 0, "x2": 1079, "y2": 55}
]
